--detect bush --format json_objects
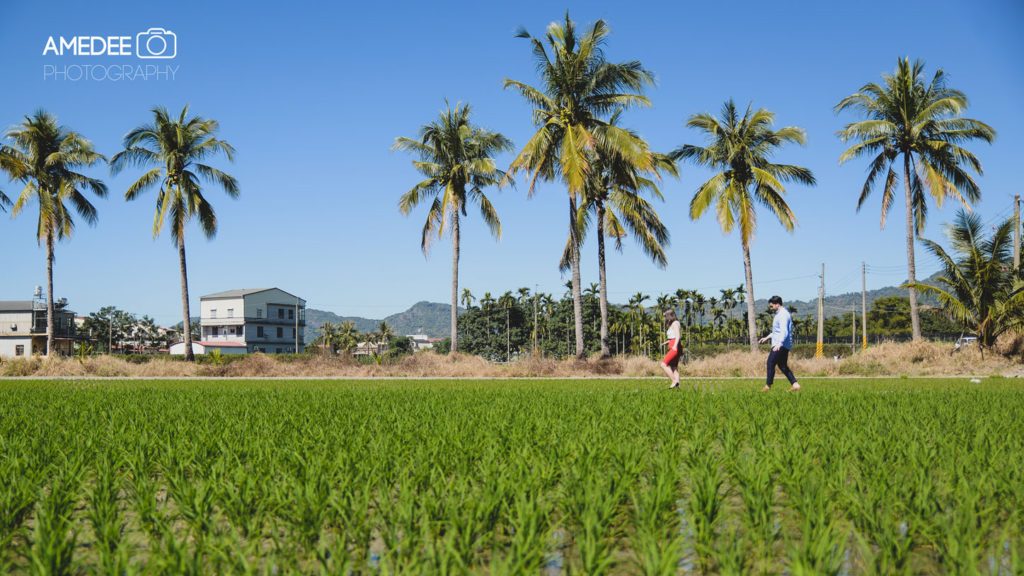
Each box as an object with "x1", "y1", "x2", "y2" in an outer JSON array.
[{"x1": 1, "y1": 357, "x2": 42, "y2": 376}]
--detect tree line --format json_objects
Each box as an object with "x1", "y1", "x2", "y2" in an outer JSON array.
[
  {"x1": 393, "y1": 12, "x2": 1009, "y2": 360},
  {"x1": 1, "y1": 107, "x2": 236, "y2": 362}
]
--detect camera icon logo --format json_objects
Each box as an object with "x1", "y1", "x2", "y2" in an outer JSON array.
[{"x1": 136, "y1": 28, "x2": 177, "y2": 59}]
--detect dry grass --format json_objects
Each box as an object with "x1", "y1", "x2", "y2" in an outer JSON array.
[{"x1": 1, "y1": 340, "x2": 1020, "y2": 379}]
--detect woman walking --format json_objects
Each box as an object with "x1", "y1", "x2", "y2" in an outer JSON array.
[{"x1": 661, "y1": 308, "x2": 682, "y2": 388}]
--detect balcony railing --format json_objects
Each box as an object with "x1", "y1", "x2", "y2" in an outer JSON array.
[{"x1": 201, "y1": 316, "x2": 305, "y2": 326}]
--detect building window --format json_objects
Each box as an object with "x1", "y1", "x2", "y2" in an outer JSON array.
[
  {"x1": 278, "y1": 309, "x2": 284, "y2": 319},
  {"x1": 212, "y1": 327, "x2": 219, "y2": 337},
  {"x1": 276, "y1": 327, "x2": 283, "y2": 338},
  {"x1": 257, "y1": 309, "x2": 262, "y2": 319},
  {"x1": 211, "y1": 309, "x2": 217, "y2": 319},
  {"x1": 227, "y1": 308, "x2": 234, "y2": 318},
  {"x1": 292, "y1": 328, "x2": 296, "y2": 337},
  {"x1": 276, "y1": 348, "x2": 282, "y2": 354},
  {"x1": 257, "y1": 326, "x2": 264, "y2": 337},
  {"x1": 15, "y1": 345, "x2": 24, "y2": 356},
  {"x1": 288, "y1": 309, "x2": 294, "y2": 320}
]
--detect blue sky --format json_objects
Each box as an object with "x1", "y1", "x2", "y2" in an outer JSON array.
[{"x1": 1, "y1": 0, "x2": 1022, "y2": 326}]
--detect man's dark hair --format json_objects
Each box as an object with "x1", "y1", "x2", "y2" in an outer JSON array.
[{"x1": 768, "y1": 295, "x2": 783, "y2": 306}]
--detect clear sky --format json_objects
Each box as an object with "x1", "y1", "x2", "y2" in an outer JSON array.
[{"x1": 1, "y1": 0, "x2": 1022, "y2": 326}]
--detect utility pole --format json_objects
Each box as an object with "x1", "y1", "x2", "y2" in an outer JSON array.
[
  {"x1": 861, "y1": 262, "x2": 868, "y2": 351},
  {"x1": 533, "y1": 286, "x2": 539, "y2": 360},
  {"x1": 816, "y1": 263, "x2": 825, "y2": 359},
  {"x1": 851, "y1": 303, "x2": 856, "y2": 350},
  {"x1": 295, "y1": 297, "x2": 300, "y2": 354},
  {"x1": 1014, "y1": 195, "x2": 1020, "y2": 271}
]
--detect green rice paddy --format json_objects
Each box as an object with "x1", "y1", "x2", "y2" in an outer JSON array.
[{"x1": 0, "y1": 377, "x2": 1021, "y2": 574}]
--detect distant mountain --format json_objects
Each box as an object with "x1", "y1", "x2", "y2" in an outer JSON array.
[{"x1": 305, "y1": 301, "x2": 459, "y2": 343}]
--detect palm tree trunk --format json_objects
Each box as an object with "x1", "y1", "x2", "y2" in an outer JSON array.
[
  {"x1": 569, "y1": 197, "x2": 585, "y2": 359},
  {"x1": 903, "y1": 154, "x2": 923, "y2": 341},
  {"x1": 45, "y1": 231, "x2": 55, "y2": 357},
  {"x1": 450, "y1": 211, "x2": 460, "y2": 355},
  {"x1": 742, "y1": 239, "x2": 758, "y2": 352},
  {"x1": 178, "y1": 234, "x2": 195, "y2": 362},
  {"x1": 596, "y1": 203, "x2": 610, "y2": 359}
]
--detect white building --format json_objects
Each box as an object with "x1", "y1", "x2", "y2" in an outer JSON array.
[
  {"x1": 0, "y1": 300, "x2": 77, "y2": 359},
  {"x1": 183, "y1": 288, "x2": 306, "y2": 354}
]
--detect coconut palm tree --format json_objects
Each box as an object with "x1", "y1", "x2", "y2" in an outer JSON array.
[
  {"x1": 835, "y1": 58, "x2": 995, "y2": 341},
  {"x1": 4, "y1": 111, "x2": 107, "y2": 356},
  {"x1": 505, "y1": 12, "x2": 655, "y2": 359},
  {"x1": 315, "y1": 321, "x2": 338, "y2": 355},
  {"x1": 672, "y1": 100, "x2": 816, "y2": 352},
  {"x1": 394, "y1": 101, "x2": 512, "y2": 355},
  {"x1": 110, "y1": 106, "x2": 238, "y2": 362},
  {"x1": 563, "y1": 119, "x2": 674, "y2": 358},
  {"x1": 376, "y1": 321, "x2": 395, "y2": 354},
  {"x1": 337, "y1": 321, "x2": 359, "y2": 353},
  {"x1": 906, "y1": 209, "x2": 1022, "y2": 355}
]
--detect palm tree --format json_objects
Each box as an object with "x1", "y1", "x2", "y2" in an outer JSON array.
[
  {"x1": 498, "y1": 291, "x2": 517, "y2": 361},
  {"x1": 566, "y1": 120, "x2": 674, "y2": 358},
  {"x1": 110, "y1": 106, "x2": 238, "y2": 362},
  {"x1": 461, "y1": 288, "x2": 476, "y2": 311},
  {"x1": 906, "y1": 210, "x2": 1022, "y2": 355},
  {"x1": 672, "y1": 100, "x2": 816, "y2": 352},
  {"x1": 337, "y1": 321, "x2": 359, "y2": 353},
  {"x1": 481, "y1": 292, "x2": 495, "y2": 337},
  {"x1": 835, "y1": 58, "x2": 995, "y2": 341},
  {"x1": 505, "y1": 12, "x2": 655, "y2": 359},
  {"x1": 316, "y1": 321, "x2": 338, "y2": 354},
  {"x1": 394, "y1": 101, "x2": 512, "y2": 355},
  {"x1": 4, "y1": 111, "x2": 107, "y2": 356},
  {"x1": 627, "y1": 292, "x2": 649, "y2": 355},
  {"x1": 376, "y1": 321, "x2": 395, "y2": 354}
]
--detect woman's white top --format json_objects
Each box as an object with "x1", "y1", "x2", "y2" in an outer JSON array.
[{"x1": 666, "y1": 321, "x2": 681, "y2": 340}]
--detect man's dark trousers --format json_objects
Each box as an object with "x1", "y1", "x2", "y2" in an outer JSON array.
[{"x1": 766, "y1": 347, "x2": 797, "y2": 388}]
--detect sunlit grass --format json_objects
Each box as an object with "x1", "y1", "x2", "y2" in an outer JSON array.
[{"x1": 0, "y1": 378, "x2": 1020, "y2": 574}]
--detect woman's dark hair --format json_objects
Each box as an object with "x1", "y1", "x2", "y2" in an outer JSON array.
[{"x1": 663, "y1": 308, "x2": 678, "y2": 326}]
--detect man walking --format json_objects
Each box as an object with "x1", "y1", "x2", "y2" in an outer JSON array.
[{"x1": 758, "y1": 295, "x2": 801, "y2": 392}]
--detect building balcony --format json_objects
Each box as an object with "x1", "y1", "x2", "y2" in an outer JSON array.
[{"x1": 201, "y1": 316, "x2": 305, "y2": 327}]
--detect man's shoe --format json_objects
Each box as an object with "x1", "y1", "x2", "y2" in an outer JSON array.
[{"x1": 790, "y1": 383, "x2": 801, "y2": 392}]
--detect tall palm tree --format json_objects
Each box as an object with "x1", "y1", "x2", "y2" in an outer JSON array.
[
  {"x1": 907, "y1": 210, "x2": 1022, "y2": 355},
  {"x1": 394, "y1": 101, "x2": 512, "y2": 355},
  {"x1": 836, "y1": 58, "x2": 995, "y2": 341},
  {"x1": 672, "y1": 100, "x2": 816, "y2": 352},
  {"x1": 563, "y1": 119, "x2": 674, "y2": 358},
  {"x1": 110, "y1": 106, "x2": 238, "y2": 362},
  {"x1": 4, "y1": 111, "x2": 107, "y2": 356},
  {"x1": 505, "y1": 12, "x2": 655, "y2": 359}
]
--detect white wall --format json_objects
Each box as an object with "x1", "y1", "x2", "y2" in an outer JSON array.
[{"x1": 0, "y1": 337, "x2": 33, "y2": 359}]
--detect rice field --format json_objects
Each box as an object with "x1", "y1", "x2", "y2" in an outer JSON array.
[{"x1": 0, "y1": 377, "x2": 1021, "y2": 574}]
